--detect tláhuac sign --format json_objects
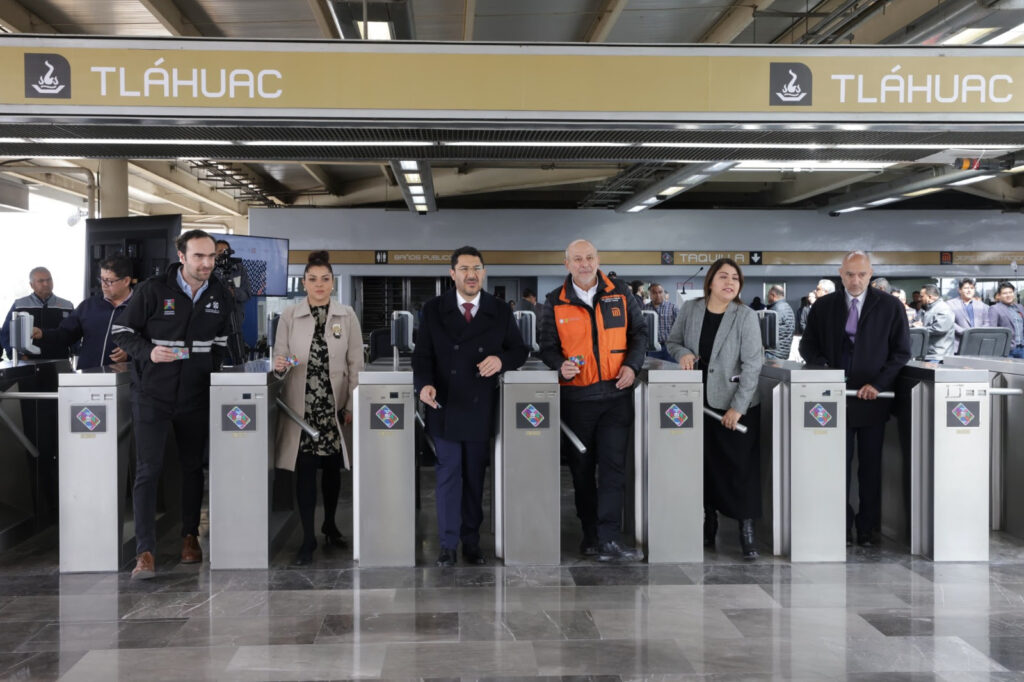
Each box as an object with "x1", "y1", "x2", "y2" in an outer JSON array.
[{"x1": 2, "y1": 38, "x2": 1024, "y2": 118}]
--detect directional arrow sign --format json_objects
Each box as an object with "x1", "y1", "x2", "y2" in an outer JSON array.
[{"x1": 750, "y1": 251, "x2": 762, "y2": 264}]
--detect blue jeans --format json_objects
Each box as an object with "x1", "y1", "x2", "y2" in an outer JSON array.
[{"x1": 1010, "y1": 346, "x2": 1024, "y2": 359}]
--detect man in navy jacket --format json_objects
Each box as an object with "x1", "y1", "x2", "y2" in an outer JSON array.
[
  {"x1": 112, "y1": 230, "x2": 234, "y2": 579},
  {"x1": 800, "y1": 251, "x2": 911, "y2": 547},
  {"x1": 413, "y1": 245, "x2": 528, "y2": 566},
  {"x1": 38, "y1": 254, "x2": 133, "y2": 370}
]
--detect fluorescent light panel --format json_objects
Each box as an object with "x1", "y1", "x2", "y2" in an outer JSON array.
[
  {"x1": 984, "y1": 20, "x2": 1024, "y2": 45},
  {"x1": 404, "y1": 173, "x2": 421, "y2": 183},
  {"x1": 240, "y1": 140, "x2": 432, "y2": 147},
  {"x1": 408, "y1": 185, "x2": 424, "y2": 195},
  {"x1": 948, "y1": 173, "x2": 998, "y2": 186},
  {"x1": 941, "y1": 27, "x2": 998, "y2": 45},
  {"x1": 357, "y1": 21, "x2": 393, "y2": 40},
  {"x1": 733, "y1": 160, "x2": 894, "y2": 171},
  {"x1": 867, "y1": 197, "x2": 901, "y2": 206},
  {"x1": 399, "y1": 160, "x2": 418, "y2": 171},
  {"x1": 902, "y1": 187, "x2": 944, "y2": 197},
  {"x1": 835, "y1": 206, "x2": 866, "y2": 213}
]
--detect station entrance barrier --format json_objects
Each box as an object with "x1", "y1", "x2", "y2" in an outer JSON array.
[{"x1": 882, "y1": 361, "x2": 991, "y2": 561}]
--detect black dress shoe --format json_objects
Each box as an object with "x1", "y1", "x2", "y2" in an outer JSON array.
[
  {"x1": 435, "y1": 547, "x2": 456, "y2": 567},
  {"x1": 739, "y1": 519, "x2": 759, "y2": 561},
  {"x1": 579, "y1": 532, "x2": 599, "y2": 557},
  {"x1": 322, "y1": 526, "x2": 348, "y2": 548},
  {"x1": 462, "y1": 545, "x2": 487, "y2": 565},
  {"x1": 291, "y1": 547, "x2": 314, "y2": 567},
  {"x1": 596, "y1": 540, "x2": 644, "y2": 563}
]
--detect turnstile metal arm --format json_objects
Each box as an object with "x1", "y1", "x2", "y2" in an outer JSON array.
[
  {"x1": 0, "y1": 404, "x2": 40, "y2": 458},
  {"x1": 274, "y1": 397, "x2": 319, "y2": 440},
  {"x1": 988, "y1": 387, "x2": 1024, "y2": 396},
  {"x1": 560, "y1": 422, "x2": 588, "y2": 453},
  {"x1": 414, "y1": 410, "x2": 438, "y2": 457},
  {"x1": 702, "y1": 407, "x2": 749, "y2": 434},
  {"x1": 0, "y1": 392, "x2": 58, "y2": 400},
  {"x1": 844, "y1": 390, "x2": 895, "y2": 399}
]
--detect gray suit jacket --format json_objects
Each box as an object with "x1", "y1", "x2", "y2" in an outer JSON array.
[
  {"x1": 947, "y1": 297, "x2": 990, "y2": 352},
  {"x1": 917, "y1": 299, "x2": 955, "y2": 361},
  {"x1": 666, "y1": 298, "x2": 764, "y2": 413}
]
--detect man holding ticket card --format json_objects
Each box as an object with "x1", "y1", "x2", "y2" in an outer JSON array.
[
  {"x1": 112, "y1": 229, "x2": 235, "y2": 580},
  {"x1": 413, "y1": 245, "x2": 528, "y2": 567}
]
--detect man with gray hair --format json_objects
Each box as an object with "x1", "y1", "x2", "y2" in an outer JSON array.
[
  {"x1": 0, "y1": 266, "x2": 75, "y2": 360},
  {"x1": 800, "y1": 251, "x2": 911, "y2": 548},
  {"x1": 814, "y1": 279, "x2": 836, "y2": 298},
  {"x1": 765, "y1": 285, "x2": 795, "y2": 361},
  {"x1": 912, "y1": 284, "x2": 955, "y2": 361}
]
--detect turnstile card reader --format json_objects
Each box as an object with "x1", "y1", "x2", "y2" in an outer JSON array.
[
  {"x1": 354, "y1": 370, "x2": 415, "y2": 567},
  {"x1": 759, "y1": 361, "x2": 847, "y2": 562},
  {"x1": 209, "y1": 362, "x2": 290, "y2": 570},
  {"x1": 496, "y1": 365, "x2": 560, "y2": 565},
  {"x1": 58, "y1": 366, "x2": 132, "y2": 573},
  {"x1": 636, "y1": 365, "x2": 704, "y2": 563}
]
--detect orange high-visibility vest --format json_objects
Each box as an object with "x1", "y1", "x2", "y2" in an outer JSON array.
[{"x1": 551, "y1": 273, "x2": 629, "y2": 386}]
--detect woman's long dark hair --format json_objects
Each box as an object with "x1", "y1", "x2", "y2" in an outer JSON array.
[{"x1": 702, "y1": 258, "x2": 744, "y2": 305}]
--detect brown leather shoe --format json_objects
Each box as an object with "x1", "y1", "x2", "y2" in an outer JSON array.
[
  {"x1": 131, "y1": 551, "x2": 155, "y2": 580},
  {"x1": 181, "y1": 534, "x2": 202, "y2": 564}
]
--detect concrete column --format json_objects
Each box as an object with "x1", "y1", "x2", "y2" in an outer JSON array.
[{"x1": 98, "y1": 159, "x2": 129, "y2": 218}]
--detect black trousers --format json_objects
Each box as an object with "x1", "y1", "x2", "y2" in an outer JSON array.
[
  {"x1": 132, "y1": 406, "x2": 207, "y2": 555},
  {"x1": 294, "y1": 449, "x2": 342, "y2": 549},
  {"x1": 433, "y1": 435, "x2": 489, "y2": 551},
  {"x1": 847, "y1": 423, "x2": 886, "y2": 536},
  {"x1": 562, "y1": 393, "x2": 633, "y2": 544}
]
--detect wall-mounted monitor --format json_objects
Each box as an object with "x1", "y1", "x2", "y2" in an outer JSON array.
[{"x1": 221, "y1": 234, "x2": 289, "y2": 297}]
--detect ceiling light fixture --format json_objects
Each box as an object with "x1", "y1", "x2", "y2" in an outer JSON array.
[
  {"x1": 823, "y1": 166, "x2": 993, "y2": 215},
  {"x1": 941, "y1": 27, "x2": 998, "y2": 45},
  {"x1": 389, "y1": 160, "x2": 436, "y2": 214},
  {"x1": 616, "y1": 161, "x2": 737, "y2": 214},
  {"x1": 948, "y1": 173, "x2": 998, "y2": 186},
  {"x1": 984, "y1": 20, "x2": 1024, "y2": 45},
  {"x1": 240, "y1": 140, "x2": 433, "y2": 147}
]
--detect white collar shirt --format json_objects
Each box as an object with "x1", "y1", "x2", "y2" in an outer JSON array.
[
  {"x1": 456, "y1": 291, "x2": 481, "y2": 318},
  {"x1": 573, "y1": 281, "x2": 598, "y2": 308}
]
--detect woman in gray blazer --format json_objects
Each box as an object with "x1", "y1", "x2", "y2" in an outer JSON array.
[{"x1": 666, "y1": 258, "x2": 765, "y2": 560}]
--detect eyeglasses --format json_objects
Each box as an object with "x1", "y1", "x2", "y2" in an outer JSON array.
[
  {"x1": 455, "y1": 265, "x2": 484, "y2": 273},
  {"x1": 98, "y1": 277, "x2": 126, "y2": 286}
]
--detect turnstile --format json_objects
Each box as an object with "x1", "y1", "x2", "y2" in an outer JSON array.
[
  {"x1": 634, "y1": 362, "x2": 704, "y2": 563},
  {"x1": 759, "y1": 360, "x2": 847, "y2": 562},
  {"x1": 935, "y1": 356, "x2": 1024, "y2": 540},
  {"x1": 353, "y1": 368, "x2": 415, "y2": 567},
  {"x1": 58, "y1": 366, "x2": 132, "y2": 573},
  {"x1": 882, "y1": 362, "x2": 990, "y2": 561},
  {"x1": 495, "y1": 363, "x2": 560, "y2": 565},
  {"x1": 208, "y1": 361, "x2": 297, "y2": 569}
]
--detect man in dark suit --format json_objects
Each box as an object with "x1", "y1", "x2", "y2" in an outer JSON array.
[
  {"x1": 800, "y1": 251, "x2": 911, "y2": 547},
  {"x1": 413, "y1": 245, "x2": 528, "y2": 566}
]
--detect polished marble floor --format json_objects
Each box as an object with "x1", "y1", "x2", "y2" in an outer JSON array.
[{"x1": 3, "y1": 470, "x2": 1024, "y2": 681}]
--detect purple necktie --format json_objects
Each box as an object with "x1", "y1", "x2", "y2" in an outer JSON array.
[
  {"x1": 462, "y1": 302, "x2": 473, "y2": 323},
  {"x1": 845, "y1": 298, "x2": 859, "y2": 343}
]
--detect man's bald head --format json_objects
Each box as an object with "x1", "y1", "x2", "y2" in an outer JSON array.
[
  {"x1": 839, "y1": 250, "x2": 873, "y2": 297},
  {"x1": 564, "y1": 240, "x2": 600, "y2": 289}
]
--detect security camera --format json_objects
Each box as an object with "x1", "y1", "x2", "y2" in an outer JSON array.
[{"x1": 828, "y1": 211, "x2": 840, "y2": 217}]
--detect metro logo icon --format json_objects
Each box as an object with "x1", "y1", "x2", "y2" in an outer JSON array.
[
  {"x1": 25, "y1": 53, "x2": 71, "y2": 98},
  {"x1": 770, "y1": 62, "x2": 812, "y2": 106}
]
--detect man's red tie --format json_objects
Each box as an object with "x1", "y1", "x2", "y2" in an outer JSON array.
[{"x1": 462, "y1": 302, "x2": 473, "y2": 322}]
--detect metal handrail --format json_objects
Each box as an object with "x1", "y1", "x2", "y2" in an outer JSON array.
[
  {"x1": 989, "y1": 387, "x2": 1024, "y2": 396},
  {"x1": 275, "y1": 398, "x2": 319, "y2": 440}
]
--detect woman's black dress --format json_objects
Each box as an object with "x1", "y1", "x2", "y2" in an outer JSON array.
[{"x1": 699, "y1": 308, "x2": 762, "y2": 521}]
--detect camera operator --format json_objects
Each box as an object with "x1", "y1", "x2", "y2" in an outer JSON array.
[{"x1": 214, "y1": 239, "x2": 250, "y2": 364}]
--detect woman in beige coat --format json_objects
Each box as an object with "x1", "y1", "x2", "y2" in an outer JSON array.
[{"x1": 273, "y1": 250, "x2": 364, "y2": 566}]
